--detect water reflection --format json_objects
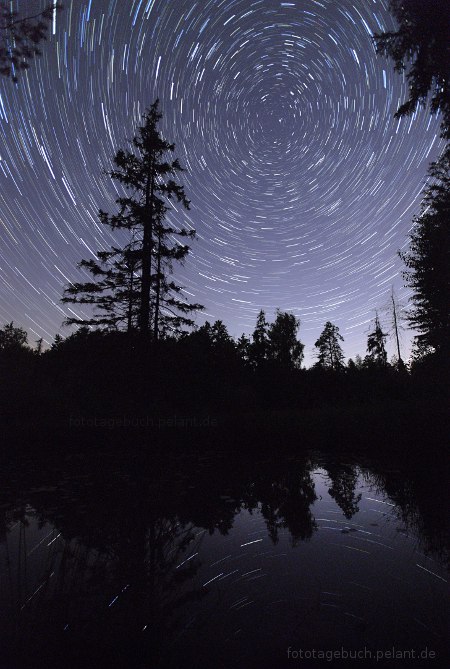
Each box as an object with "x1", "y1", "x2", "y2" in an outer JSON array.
[
  {"x1": 326, "y1": 462, "x2": 362, "y2": 519},
  {"x1": 0, "y1": 449, "x2": 448, "y2": 668}
]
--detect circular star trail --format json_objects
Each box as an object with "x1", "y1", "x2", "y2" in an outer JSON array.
[{"x1": 0, "y1": 0, "x2": 444, "y2": 364}]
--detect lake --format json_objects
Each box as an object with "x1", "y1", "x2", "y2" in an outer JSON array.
[{"x1": 0, "y1": 446, "x2": 448, "y2": 668}]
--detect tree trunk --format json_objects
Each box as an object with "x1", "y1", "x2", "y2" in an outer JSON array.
[
  {"x1": 127, "y1": 263, "x2": 134, "y2": 333},
  {"x1": 139, "y1": 159, "x2": 154, "y2": 333},
  {"x1": 153, "y1": 227, "x2": 162, "y2": 340},
  {"x1": 391, "y1": 290, "x2": 402, "y2": 363}
]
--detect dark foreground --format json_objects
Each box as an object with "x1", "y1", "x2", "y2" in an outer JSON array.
[
  {"x1": 0, "y1": 438, "x2": 448, "y2": 669},
  {"x1": 1, "y1": 335, "x2": 449, "y2": 666}
]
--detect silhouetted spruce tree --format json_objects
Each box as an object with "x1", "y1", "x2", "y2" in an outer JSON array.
[
  {"x1": 63, "y1": 100, "x2": 202, "y2": 338},
  {"x1": 249, "y1": 310, "x2": 270, "y2": 367},
  {"x1": 99, "y1": 100, "x2": 201, "y2": 337},
  {"x1": 373, "y1": 0, "x2": 450, "y2": 141},
  {"x1": 236, "y1": 333, "x2": 252, "y2": 364},
  {"x1": 366, "y1": 313, "x2": 388, "y2": 366},
  {"x1": 314, "y1": 321, "x2": 344, "y2": 370},
  {"x1": 267, "y1": 310, "x2": 304, "y2": 369},
  {"x1": 0, "y1": 321, "x2": 28, "y2": 351},
  {"x1": 400, "y1": 151, "x2": 450, "y2": 357},
  {"x1": 195, "y1": 320, "x2": 234, "y2": 350},
  {"x1": 51, "y1": 333, "x2": 64, "y2": 350},
  {"x1": 347, "y1": 355, "x2": 366, "y2": 373},
  {"x1": 0, "y1": 2, "x2": 62, "y2": 82},
  {"x1": 346, "y1": 358, "x2": 357, "y2": 372},
  {"x1": 354, "y1": 354, "x2": 364, "y2": 369},
  {"x1": 187, "y1": 320, "x2": 237, "y2": 373}
]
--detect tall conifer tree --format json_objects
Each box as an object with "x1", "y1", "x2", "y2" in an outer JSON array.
[
  {"x1": 63, "y1": 100, "x2": 202, "y2": 337},
  {"x1": 400, "y1": 152, "x2": 450, "y2": 356},
  {"x1": 314, "y1": 322, "x2": 345, "y2": 370},
  {"x1": 366, "y1": 313, "x2": 388, "y2": 366}
]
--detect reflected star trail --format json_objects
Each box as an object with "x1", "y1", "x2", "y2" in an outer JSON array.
[{"x1": 0, "y1": 0, "x2": 443, "y2": 364}]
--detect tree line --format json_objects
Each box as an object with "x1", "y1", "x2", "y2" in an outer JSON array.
[{"x1": 0, "y1": 305, "x2": 402, "y2": 372}]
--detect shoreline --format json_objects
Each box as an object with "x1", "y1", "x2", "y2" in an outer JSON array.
[{"x1": 2, "y1": 397, "x2": 447, "y2": 458}]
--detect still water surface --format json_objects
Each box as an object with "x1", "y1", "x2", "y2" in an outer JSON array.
[{"x1": 0, "y1": 448, "x2": 448, "y2": 668}]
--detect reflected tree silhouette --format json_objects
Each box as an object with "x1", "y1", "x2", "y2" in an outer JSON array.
[
  {"x1": 242, "y1": 459, "x2": 318, "y2": 545},
  {"x1": 0, "y1": 449, "x2": 448, "y2": 668},
  {"x1": 325, "y1": 462, "x2": 362, "y2": 519}
]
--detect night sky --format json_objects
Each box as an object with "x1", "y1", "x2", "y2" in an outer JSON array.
[{"x1": 0, "y1": 0, "x2": 444, "y2": 365}]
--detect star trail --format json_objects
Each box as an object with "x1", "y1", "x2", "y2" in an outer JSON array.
[{"x1": 0, "y1": 0, "x2": 444, "y2": 364}]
